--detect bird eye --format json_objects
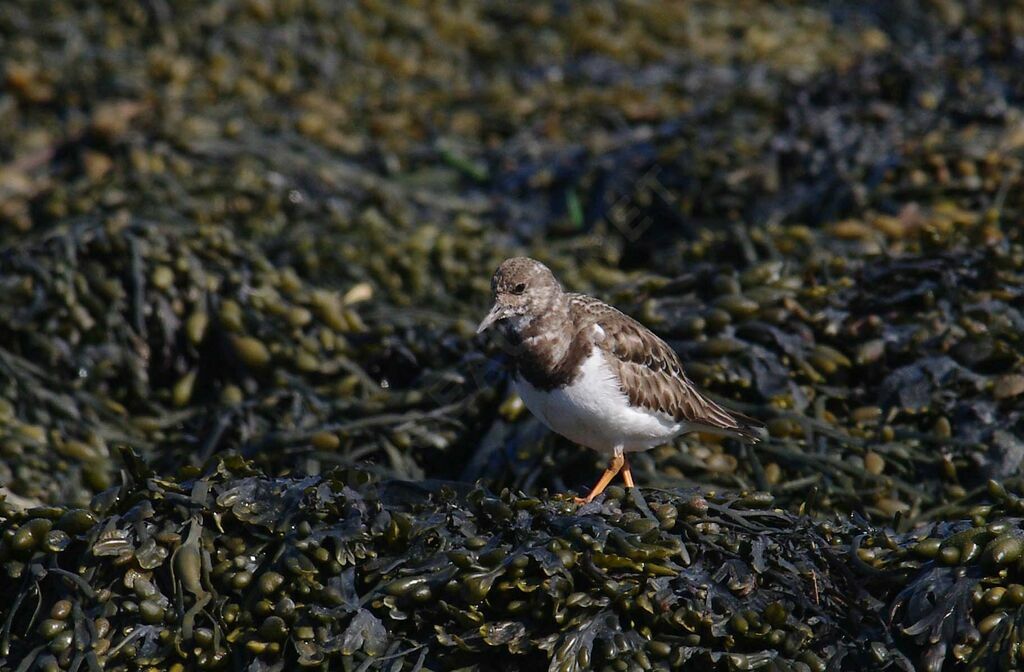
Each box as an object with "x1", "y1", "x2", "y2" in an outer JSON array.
[{"x1": 512, "y1": 283, "x2": 526, "y2": 294}]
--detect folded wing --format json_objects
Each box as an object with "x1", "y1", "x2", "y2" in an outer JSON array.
[{"x1": 569, "y1": 294, "x2": 764, "y2": 442}]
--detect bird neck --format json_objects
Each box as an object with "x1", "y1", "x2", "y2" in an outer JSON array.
[{"x1": 510, "y1": 293, "x2": 576, "y2": 383}]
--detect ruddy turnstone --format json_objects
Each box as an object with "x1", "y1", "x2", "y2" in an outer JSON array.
[{"x1": 478, "y1": 257, "x2": 764, "y2": 503}]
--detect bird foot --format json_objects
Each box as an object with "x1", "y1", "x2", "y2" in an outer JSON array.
[{"x1": 572, "y1": 496, "x2": 590, "y2": 505}]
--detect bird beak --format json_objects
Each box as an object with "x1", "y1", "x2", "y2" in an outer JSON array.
[{"x1": 476, "y1": 303, "x2": 505, "y2": 334}]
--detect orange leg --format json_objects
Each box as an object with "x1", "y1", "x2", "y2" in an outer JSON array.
[
  {"x1": 621, "y1": 457, "x2": 634, "y2": 489},
  {"x1": 574, "y1": 453, "x2": 625, "y2": 504}
]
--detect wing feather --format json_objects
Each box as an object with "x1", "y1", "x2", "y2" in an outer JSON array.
[{"x1": 568, "y1": 294, "x2": 763, "y2": 442}]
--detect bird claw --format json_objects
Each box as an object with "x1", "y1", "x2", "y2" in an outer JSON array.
[{"x1": 572, "y1": 496, "x2": 590, "y2": 505}]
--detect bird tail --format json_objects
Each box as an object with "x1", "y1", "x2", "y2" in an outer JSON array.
[
  {"x1": 724, "y1": 410, "x2": 766, "y2": 443},
  {"x1": 693, "y1": 399, "x2": 766, "y2": 443}
]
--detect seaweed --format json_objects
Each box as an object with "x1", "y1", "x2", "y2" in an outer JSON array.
[{"x1": 2, "y1": 0, "x2": 1024, "y2": 669}]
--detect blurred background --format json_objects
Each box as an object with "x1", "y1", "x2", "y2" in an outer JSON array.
[{"x1": 1, "y1": 0, "x2": 1023, "y2": 522}]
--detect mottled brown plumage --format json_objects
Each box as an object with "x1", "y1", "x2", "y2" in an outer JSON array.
[
  {"x1": 565, "y1": 294, "x2": 764, "y2": 441},
  {"x1": 478, "y1": 257, "x2": 763, "y2": 502}
]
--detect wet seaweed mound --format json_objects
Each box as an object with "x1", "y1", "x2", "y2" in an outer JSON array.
[
  {"x1": 9, "y1": 460, "x2": 1024, "y2": 671},
  {"x1": 2, "y1": 1, "x2": 1024, "y2": 670}
]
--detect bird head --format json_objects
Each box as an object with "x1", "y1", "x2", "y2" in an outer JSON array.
[{"x1": 477, "y1": 257, "x2": 562, "y2": 334}]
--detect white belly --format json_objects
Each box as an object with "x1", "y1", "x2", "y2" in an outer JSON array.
[{"x1": 514, "y1": 347, "x2": 684, "y2": 453}]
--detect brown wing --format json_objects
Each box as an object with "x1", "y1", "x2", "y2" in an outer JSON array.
[{"x1": 568, "y1": 294, "x2": 763, "y2": 442}]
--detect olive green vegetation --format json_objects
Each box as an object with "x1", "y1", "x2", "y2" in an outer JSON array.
[{"x1": 1, "y1": 0, "x2": 1024, "y2": 670}]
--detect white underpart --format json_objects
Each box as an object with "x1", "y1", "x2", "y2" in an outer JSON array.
[
  {"x1": 506, "y1": 314, "x2": 533, "y2": 331},
  {"x1": 515, "y1": 345, "x2": 686, "y2": 455}
]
